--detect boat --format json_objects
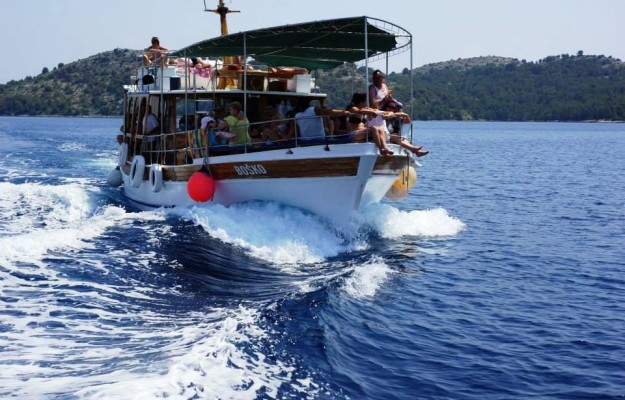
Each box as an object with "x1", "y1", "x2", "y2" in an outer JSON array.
[{"x1": 110, "y1": 1, "x2": 421, "y2": 221}]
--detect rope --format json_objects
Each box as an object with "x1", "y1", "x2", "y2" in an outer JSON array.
[{"x1": 202, "y1": 140, "x2": 212, "y2": 176}]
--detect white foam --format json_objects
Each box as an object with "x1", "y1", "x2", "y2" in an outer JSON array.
[
  {"x1": 58, "y1": 142, "x2": 87, "y2": 152},
  {"x1": 0, "y1": 172, "x2": 466, "y2": 398},
  {"x1": 72, "y1": 307, "x2": 315, "y2": 400},
  {"x1": 176, "y1": 201, "x2": 464, "y2": 267},
  {"x1": 0, "y1": 303, "x2": 315, "y2": 398},
  {"x1": 0, "y1": 181, "x2": 165, "y2": 268},
  {"x1": 362, "y1": 203, "x2": 466, "y2": 238},
  {"x1": 343, "y1": 256, "x2": 394, "y2": 299},
  {"x1": 183, "y1": 202, "x2": 351, "y2": 266}
]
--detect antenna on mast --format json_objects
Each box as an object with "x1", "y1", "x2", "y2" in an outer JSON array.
[{"x1": 204, "y1": 0, "x2": 240, "y2": 36}]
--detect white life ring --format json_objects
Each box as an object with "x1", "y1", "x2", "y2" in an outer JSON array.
[
  {"x1": 149, "y1": 164, "x2": 164, "y2": 192},
  {"x1": 117, "y1": 143, "x2": 128, "y2": 167},
  {"x1": 129, "y1": 155, "x2": 145, "y2": 188}
]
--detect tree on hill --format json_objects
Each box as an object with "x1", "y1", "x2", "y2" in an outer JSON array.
[
  {"x1": 0, "y1": 49, "x2": 141, "y2": 116},
  {"x1": 0, "y1": 50, "x2": 623, "y2": 121}
]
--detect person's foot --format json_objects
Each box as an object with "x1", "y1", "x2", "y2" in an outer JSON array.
[
  {"x1": 380, "y1": 148, "x2": 394, "y2": 156},
  {"x1": 416, "y1": 150, "x2": 429, "y2": 157}
]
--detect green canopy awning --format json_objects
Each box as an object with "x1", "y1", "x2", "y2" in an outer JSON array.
[{"x1": 172, "y1": 16, "x2": 410, "y2": 70}]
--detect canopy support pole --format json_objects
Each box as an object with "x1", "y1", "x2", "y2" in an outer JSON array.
[{"x1": 364, "y1": 17, "x2": 370, "y2": 107}]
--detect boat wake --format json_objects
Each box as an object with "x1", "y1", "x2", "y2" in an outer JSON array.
[
  {"x1": 0, "y1": 180, "x2": 464, "y2": 398},
  {"x1": 74, "y1": 306, "x2": 316, "y2": 400},
  {"x1": 361, "y1": 203, "x2": 466, "y2": 239},
  {"x1": 0, "y1": 181, "x2": 162, "y2": 268},
  {"x1": 342, "y1": 256, "x2": 394, "y2": 299},
  {"x1": 179, "y1": 200, "x2": 465, "y2": 265},
  {"x1": 0, "y1": 181, "x2": 318, "y2": 398}
]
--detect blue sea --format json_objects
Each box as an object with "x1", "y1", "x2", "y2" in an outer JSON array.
[{"x1": 0, "y1": 116, "x2": 623, "y2": 399}]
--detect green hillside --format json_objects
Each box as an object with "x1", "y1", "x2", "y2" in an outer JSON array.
[
  {"x1": 410, "y1": 53, "x2": 625, "y2": 121},
  {"x1": 0, "y1": 49, "x2": 140, "y2": 116},
  {"x1": 1, "y1": 49, "x2": 624, "y2": 121}
]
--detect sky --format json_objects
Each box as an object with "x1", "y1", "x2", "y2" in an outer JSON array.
[{"x1": 1, "y1": 0, "x2": 624, "y2": 84}]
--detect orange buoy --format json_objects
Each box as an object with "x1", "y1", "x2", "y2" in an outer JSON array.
[
  {"x1": 385, "y1": 186, "x2": 409, "y2": 200},
  {"x1": 392, "y1": 166, "x2": 417, "y2": 191},
  {"x1": 385, "y1": 166, "x2": 417, "y2": 201},
  {"x1": 187, "y1": 171, "x2": 215, "y2": 202}
]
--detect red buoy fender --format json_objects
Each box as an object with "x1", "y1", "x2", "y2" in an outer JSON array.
[{"x1": 187, "y1": 171, "x2": 215, "y2": 202}]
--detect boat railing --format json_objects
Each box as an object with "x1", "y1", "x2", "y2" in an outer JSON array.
[
  {"x1": 132, "y1": 57, "x2": 315, "y2": 94},
  {"x1": 130, "y1": 108, "x2": 414, "y2": 168},
  {"x1": 134, "y1": 112, "x2": 366, "y2": 166}
]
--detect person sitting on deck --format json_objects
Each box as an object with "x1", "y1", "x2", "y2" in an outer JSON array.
[
  {"x1": 201, "y1": 112, "x2": 228, "y2": 146},
  {"x1": 250, "y1": 106, "x2": 283, "y2": 145},
  {"x1": 218, "y1": 101, "x2": 251, "y2": 147},
  {"x1": 281, "y1": 110, "x2": 296, "y2": 140},
  {"x1": 345, "y1": 92, "x2": 394, "y2": 156},
  {"x1": 295, "y1": 100, "x2": 348, "y2": 140},
  {"x1": 144, "y1": 105, "x2": 159, "y2": 135},
  {"x1": 143, "y1": 36, "x2": 168, "y2": 66},
  {"x1": 381, "y1": 101, "x2": 428, "y2": 157}
]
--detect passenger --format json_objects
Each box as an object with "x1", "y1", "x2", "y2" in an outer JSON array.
[
  {"x1": 345, "y1": 92, "x2": 394, "y2": 156},
  {"x1": 249, "y1": 127, "x2": 265, "y2": 147},
  {"x1": 280, "y1": 110, "x2": 297, "y2": 141},
  {"x1": 191, "y1": 57, "x2": 215, "y2": 69},
  {"x1": 256, "y1": 106, "x2": 283, "y2": 143},
  {"x1": 178, "y1": 114, "x2": 195, "y2": 131},
  {"x1": 218, "y1": 101, "x2": 251, "y2": 147},
  {"x1": 144, "y1": 105, "x2": 159, "y2": 134},
  {"x1": 368, "y1": 69, "x2": 398, "y2": 110},
  {"x1": 330, "y1": 114, "x2": 348, "y2": 138},
  {"x1": 295, "y1": 99, "x2": 348, "y2": 140},
  {"x1": 365, "y1": 71, "x2": 396, "y2": 138},
  {"x1": 267, "y1": 67, "x2": 309, "y2": 77},
  {"x1": 382, "y1": 101, "x2": 404, "y2": 134},
  {"x1": 143, "y1": 36, "x2": 168, "y2": 66},
  {"x1": 213, "y1": 107, "x2": 226, "y2": 126},
  {"x1": 200, "y1": 113, "x2": 216, "y2": 132},
  {"x1": 382, "y1": 101, "x2": 428, "y2": 157},
  {"x1": 258, "y1": 105, "x2": 296, "y2": 143}
]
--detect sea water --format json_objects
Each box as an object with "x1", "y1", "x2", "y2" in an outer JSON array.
[{"x1": 0, "y1": 117, "x2": 623, "y2": 399}]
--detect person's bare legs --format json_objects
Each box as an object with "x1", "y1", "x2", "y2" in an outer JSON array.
[
  {"x1": 370, "y1": 127, "x2": 393, "y2": 155},
  {"x1": 391, "y1": 135, "x2": 428, "y2": 157}
]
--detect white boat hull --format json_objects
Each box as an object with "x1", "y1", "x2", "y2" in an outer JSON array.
[{"x1": 120, "y1": 142, "x2": 414, "y2": 221}]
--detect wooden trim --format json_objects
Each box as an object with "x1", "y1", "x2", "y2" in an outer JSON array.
[
  {"x1": 163, "y1": 165, "x2": 202, "y2": 181},
  {"x1": 162, "y1": 157, "x2": 360, "y2": 181},
  {"x1": 132, "y1": 155, "x2": 408, "y2": 182},
  {"x1": 372, "y1": 155, "x2": 411, "y2": 175}
]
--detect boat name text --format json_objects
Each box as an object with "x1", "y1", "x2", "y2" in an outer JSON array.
[{"x1": 234, "y1": 164, "x2": 267, "y2": 176}]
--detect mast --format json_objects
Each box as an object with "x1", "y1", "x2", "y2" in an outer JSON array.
[
  {"x1": 205, "y1": 0, "x2": 240, "y2": 35},
  {"x1": 204, "y1": 0, "x2": 241, "y2": 89}
]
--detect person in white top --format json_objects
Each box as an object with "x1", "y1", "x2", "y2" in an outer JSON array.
[
  {"x1": 295, "y1": 100, "x2": 348, "y2": 139},
  {"x1": 368, "y1": 69, "x2": 397, "y2": 110},
  {"x1": 200, "y1": 115, "x2": 215, "y2": 131},
  {"x1": 367, "y1": 71, "x2": 428, "y2": 157},
  {"x1": 367, "y1": 69, "x2": 395, "y2": 137}
]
